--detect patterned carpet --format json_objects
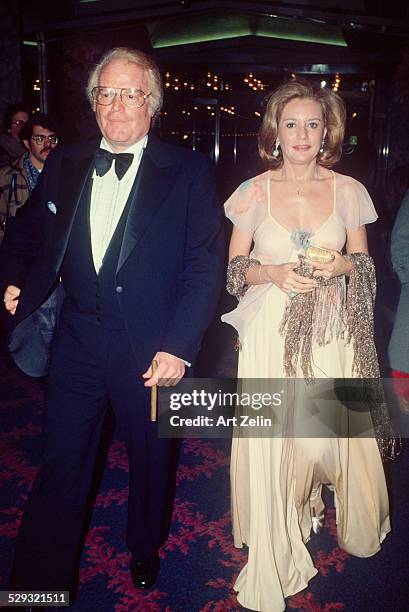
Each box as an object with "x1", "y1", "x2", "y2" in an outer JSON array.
[{"x1": 1, "y1": 337, "x2": 408, "y2": 612}]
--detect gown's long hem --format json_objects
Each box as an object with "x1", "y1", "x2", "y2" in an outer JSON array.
[
  {"x1": 339, "y1": 519, "x2": 391, "y2": 558},
  {"x1": 233, "y1": 558, "x2": 318, "y2": 612},
  {"x1": 233, "y1": 522, "x2": 391, "y2": 612}
]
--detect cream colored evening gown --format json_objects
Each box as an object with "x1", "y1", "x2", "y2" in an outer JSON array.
[{"x1": 222, "y1": 171, "x2": 390, "y2": 612}]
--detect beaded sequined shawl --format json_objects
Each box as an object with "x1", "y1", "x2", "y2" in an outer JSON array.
[{"x1": 279, "y1": 252, "x2": 398, "y2": 459}]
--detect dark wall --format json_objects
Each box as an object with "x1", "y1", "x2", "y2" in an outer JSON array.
[{"x1": 0, "y1": 1, "x2": 24, "y2": 119}]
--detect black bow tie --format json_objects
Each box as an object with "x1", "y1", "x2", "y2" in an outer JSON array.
[{"x1": 94, "y1": 148, "x2": 134, "y2": 180}]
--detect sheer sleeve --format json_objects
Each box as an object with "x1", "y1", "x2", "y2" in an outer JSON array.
[
  {"x1": 224, "y1": 174, "x2": 267, "y2": 233},
  {"x1": 337, "y1": 175, "x2": 378, "y2": 230}
]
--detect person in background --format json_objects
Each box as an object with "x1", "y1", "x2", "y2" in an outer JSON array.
[
  {"x1": 0, "y1": 112, "x2": 59, "y2": 244},
  {"x1": 388, "y1": 188, "x2": 409, "y2": 411},
  {"x1": 0, "y1": 103, "x2": 30, "y2": 167}
]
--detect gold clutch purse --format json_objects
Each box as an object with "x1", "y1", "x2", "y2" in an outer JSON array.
[{"x1": 304, "y1": 245, "x2": 335, "y2": 264}]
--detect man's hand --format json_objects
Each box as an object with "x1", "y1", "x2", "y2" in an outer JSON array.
[
  {"x1": 143, "y1": 351, "x2": 186, "y2": 388},
  {"x1": 3, "y1": 285, "x2": 21, "y2": 315}
]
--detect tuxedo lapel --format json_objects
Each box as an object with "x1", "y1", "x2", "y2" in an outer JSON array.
[
  {"x1": 117, "y1": 149, "x2": 179, "y2": 272},
  {"x1": 52, "y1": 154, "x2": 94, "y2": 273}
]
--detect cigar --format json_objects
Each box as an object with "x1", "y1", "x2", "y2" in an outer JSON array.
[{"x1": 150, "y1": 359, "x2": 158, "y2": 422}]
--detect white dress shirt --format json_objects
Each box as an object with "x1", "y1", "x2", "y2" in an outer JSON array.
[{"x1": 89, "y1": 135, "x2": 148, "y2": 272}]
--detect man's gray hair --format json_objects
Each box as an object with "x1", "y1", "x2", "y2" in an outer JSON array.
[{"x1": 86, "y1": 47, "x2": 163, "y2": 118}]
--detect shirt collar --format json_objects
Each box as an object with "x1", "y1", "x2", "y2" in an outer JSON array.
[{"x1": 23, "y1": 155, "x2": 41, "y2": 192}]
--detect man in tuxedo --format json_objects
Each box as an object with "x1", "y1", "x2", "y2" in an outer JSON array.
[{"x1": 0, "y1": 47, "x2": 224, "y2": 595}]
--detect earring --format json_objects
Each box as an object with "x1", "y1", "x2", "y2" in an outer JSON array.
[
  {"x1": 319, "y1": 138, "x2": 325, "y2": 154},
  {"x1": 272, "y1": 140, "x2": 280, "y2": 158}
]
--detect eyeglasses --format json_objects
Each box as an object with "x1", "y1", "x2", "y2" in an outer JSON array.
[
  {"x1": 91, "y1": 87, "x2": 152, "y2": 108},
  {"x1": 12, "y1": 120, "x2": 26, "y2": 127},
  {"x1": 31, "y1": 135, "x2": 59, "y2": 145}
]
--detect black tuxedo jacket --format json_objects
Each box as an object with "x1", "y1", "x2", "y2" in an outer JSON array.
[{"x1": 0, "y1": 134, "x2": 224, "y2": 376}]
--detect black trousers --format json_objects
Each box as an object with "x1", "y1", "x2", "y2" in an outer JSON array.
[{"x1": 11, "y1": 313, "x2": 180, "y2": 590}]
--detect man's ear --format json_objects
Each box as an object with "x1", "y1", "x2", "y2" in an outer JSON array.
[{"x1": 22, "y1": 139, "x2": 30, "y2": 151}]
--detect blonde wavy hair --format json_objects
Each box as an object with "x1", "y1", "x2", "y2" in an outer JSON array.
[{"x1": 258, "y1": 79, "x2": 346, "y2": 168}]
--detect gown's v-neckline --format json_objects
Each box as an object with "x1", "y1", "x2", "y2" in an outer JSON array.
[{"x1": 266, "y1": 169, "x2": 336, "y2": 236}]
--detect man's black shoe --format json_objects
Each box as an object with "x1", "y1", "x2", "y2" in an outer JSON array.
[{"x1": 130, "y1": 553, "x2": 160, "y2": 589}]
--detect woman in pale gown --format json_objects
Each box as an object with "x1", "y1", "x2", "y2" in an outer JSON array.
[{"x1": 222, "y1": 80, "x2": 392, "y2": 611}]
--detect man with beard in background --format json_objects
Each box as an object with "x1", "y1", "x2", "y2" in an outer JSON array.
[{"x1": 0, "y1": 112, "x2": 59, "y2": 244}]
